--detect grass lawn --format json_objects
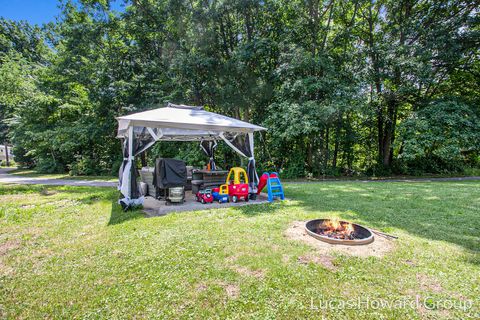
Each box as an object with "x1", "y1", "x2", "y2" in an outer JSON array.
[
  {"x1": 0, "y1": 181, "x2": 479, "y2": 319},
  {"x1": 4, "y1": 168, "x2": 117, "y2": 182}
]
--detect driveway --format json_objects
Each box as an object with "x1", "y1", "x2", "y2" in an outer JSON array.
[
  {"x1": 1, "y1": 167, "x2": 478, "y2": 188},
  {"x1": 0, "y1": 168, "x2": 116, "y2": 188}
]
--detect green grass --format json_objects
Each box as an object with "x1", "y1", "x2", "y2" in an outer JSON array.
[
  {"x1": 283, "y1": 171, "x2": 480, "y2": 182},
  {"x1": 6, "y1": 168, "x2": 117, "y2": 182},
  {"x1": 1, "y1": 181, "x2": 479, "y2": 319}
]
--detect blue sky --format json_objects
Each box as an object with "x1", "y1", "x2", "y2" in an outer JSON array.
[{"x1": 0, "y1": 0, "x2": 126, "y2": 25}]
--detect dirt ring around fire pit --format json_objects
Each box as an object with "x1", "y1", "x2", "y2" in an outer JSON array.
[{"x1": 285, "y1": 221, "x2": 395, "y2": 258}]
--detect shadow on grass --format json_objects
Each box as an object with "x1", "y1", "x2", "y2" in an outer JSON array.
[
  {"x1": 52, "y1": 186, "x2": 145, "y2": 225},
  {"x1": 107, "y1": 199, "x2": 145, "y2": 225},
  {"x1": 18, "y1": 185, "x2": 145, "y2": 226},
  {"x1": 464, "y1": 253, "x2": 480, "y2": 266},
  {"x1": 0, "y1": 184, "x2": 48, "y2": 195},
  {"x1": 286, "y1": 181, "x2": 480, "y2": 253},
  {"x1": 230, "y1": 201, "x2": 280, "y2": 216}
]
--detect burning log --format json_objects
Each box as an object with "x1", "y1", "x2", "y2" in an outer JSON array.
[
  {"x1": 316, "y1": 219, "x2": 356, "y2": 240},
  {"x1": 305, "y1": 218, "x2": 375, "y2": 245}
]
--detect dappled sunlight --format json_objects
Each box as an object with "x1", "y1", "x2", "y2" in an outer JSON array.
[
  {"x1": 358, "y1": 193, "x2": 372, "y2": 197},
  {"x1": 1, "y1": 182, "x2": 479, "y2": 319},
  {"x1": 285, "y1": 181, "x2": 480, "y2": 252}
]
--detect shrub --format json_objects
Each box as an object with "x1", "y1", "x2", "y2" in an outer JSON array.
[
  {"x1": 35, "y1": 157, "x2": 65, "y2": 173},
  {"x1": 68, "y1": 156, "x2": 98, "y2": 176},
  {"x1": 397, "y1": 99, "x2": 480, "y2": 173}
]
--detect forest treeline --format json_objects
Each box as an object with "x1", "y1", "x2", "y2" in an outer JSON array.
[{"x1": 0, "y1": 0, "x2": 479, "y2": 177}]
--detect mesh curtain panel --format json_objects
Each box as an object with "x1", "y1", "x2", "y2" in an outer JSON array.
[
  {"x1": 220, "y1": 132, "x2": 259, "y2": 192},
  {"x1": 118, "y1": 127, "x2": 160, "y2": 209},
  {"x1": 200, "y1": 139, "x2": 217, "y2": 170}
]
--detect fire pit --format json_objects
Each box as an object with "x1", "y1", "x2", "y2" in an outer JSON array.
[{"x1": 305, "y1": 219, "x2": 374, "y2": 245}]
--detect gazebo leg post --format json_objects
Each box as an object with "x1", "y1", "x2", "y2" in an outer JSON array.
[{"x1": 128, "y1": 126, "x2": 134, "y2": 200}]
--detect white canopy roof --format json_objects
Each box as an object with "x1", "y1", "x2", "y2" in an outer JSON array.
[{"x1": 117, "y1": 103, "x2": 266, "y2": 140}]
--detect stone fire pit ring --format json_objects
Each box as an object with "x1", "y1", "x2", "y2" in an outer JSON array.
[{"x1": 305, "y1": 219, "x2": 374, "y2": 245}]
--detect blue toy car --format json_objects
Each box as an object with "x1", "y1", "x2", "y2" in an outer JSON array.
[{"x1": 212, "y1": 191, "x2": 229, "y2": 203}]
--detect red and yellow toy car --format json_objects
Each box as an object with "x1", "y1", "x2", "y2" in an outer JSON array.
[{"x1": 226, "y1": 167, "x2": 249, "y2": 203}]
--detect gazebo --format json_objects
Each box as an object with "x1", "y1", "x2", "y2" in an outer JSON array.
[{"x1": 116, "y1": 103, "x2": 267, "y2": 208}]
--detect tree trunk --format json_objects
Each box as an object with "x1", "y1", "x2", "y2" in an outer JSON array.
[
  {"x1": 345, "y1": 112, "x2": 354, "y2": 170},
  {"x1": 5, "y1": 144, "x2": 9, "y2": 167},
  {"x1": 321, "y1": 0, "x2": 335, "y2": 51},
  {"x1": 244, "y1": 8, "x2": 253, "y2": 42},
  {"x1": 382, "y1": 97, "x2": 398, "y2": 167},
  {"x1": 307, "y1": 137, "x2": 313, "y2": 171},
  {"x1": 243, "y1": 106, "x2": 250, "y2": 122},
  {"x1": 234, "y1": 106, "x2": 241, "y2": 120},
  {"x1": 318, "y1": 128, "x2": 324, "y2": 177},
  {"x1": 389, "y1": 105, "x2": 399, "y2": 162},
  {"x1": 324, "y1": 127, "x2": 330, "y2": 172},
  {"x1": 332, "y1": 113, "x2": 342, "y2": 168},
  {"x1": 219, "y1": 18, "x2": 230, "y2": 59},
  {"x1": 140, "y1": 151, "x2": 147, "y2": 167},
  {"x1": 366, "y1": 3, "x2": 385, "y2": 166}
]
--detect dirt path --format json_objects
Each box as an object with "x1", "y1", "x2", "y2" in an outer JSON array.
[{"x1": 0, "y1": 168, "x2": 116, "y2": 188}]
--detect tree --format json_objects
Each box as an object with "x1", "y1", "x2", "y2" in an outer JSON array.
[
  {"x1": 0, "y1": 0, "x2": 478, "y2": 176},
  {"x1": 398, "y1": 99, "x2": 480, "y2": 172}
]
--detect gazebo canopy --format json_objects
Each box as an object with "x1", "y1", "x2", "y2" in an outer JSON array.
[
  {"x1": 117, "y1": 103, "x2": 266, "y2": 141},
  {"x1": 116, "y1": 103, "x2": 266, "y2": 208}
]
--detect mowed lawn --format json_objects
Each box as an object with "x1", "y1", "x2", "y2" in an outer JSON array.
[{"x1": 0, "y1": 181, "x2": 479, "y2": 319}]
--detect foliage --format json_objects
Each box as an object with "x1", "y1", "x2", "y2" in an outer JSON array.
[
  {"x1": 398, "y1": 99, "x2": 480, "y2": 173},
  {"x1": 0, "y1": 0, "x2": 479, "y2": 177}
]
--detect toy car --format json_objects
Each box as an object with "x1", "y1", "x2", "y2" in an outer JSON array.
[
  {"x1": 195, "y1": 189, "x2": 214, "y2": 204},
  {"x1": 228, "y1": 183, "x2": 249, "y2": 202},
  {"x1": 212, "y1": 184, "x2": 229, "y2": 203},
  {"x1": 226, "y1": 167, "x2": 248, "y2": 185},
  {"x1": 226, "y1": 168, "x2": 249, "y2": 203}
]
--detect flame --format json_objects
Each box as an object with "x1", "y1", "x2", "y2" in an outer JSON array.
[{"x1": 319, "y1": 219, "x2": 355, "y2": 239}]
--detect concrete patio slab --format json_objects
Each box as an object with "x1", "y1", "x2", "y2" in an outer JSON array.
[{"x1": 143, "y1": 192, "x2": 271, "y2": 216}]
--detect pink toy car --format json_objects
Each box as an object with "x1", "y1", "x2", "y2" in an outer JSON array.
[{"x1": 195, "y1": 189, "x2": 214, "y2": 204}]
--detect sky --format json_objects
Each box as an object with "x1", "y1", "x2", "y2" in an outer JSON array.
[{"x1": 0, "y1": 0, "x2": 126, "y2": 25}]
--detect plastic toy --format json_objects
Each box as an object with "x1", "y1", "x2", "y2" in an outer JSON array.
[
  {"x1": 226, "y1": 167, "x2": 248, "y2": 185},
  {"x1": 212, "y1": 191, "x2": 229, "y2": 203},
  {"x1": 195, "y1": 188, "x2": 214, "y2": 204},
  {"x1": 226, "y1": 167, "x2": 249, "y2": 203},
  {"x1": 212, "y1": 184, "x2": 229, "y2": 203},
  {"x1": 257, "y1": 173, "x2": 269, "y2": 194},
  {"x1": 257, "y1": 172, "x2": 279, "y2": 194},
  {"x1": 258, "y1": 172, "x2": 284, "y2": 202}
]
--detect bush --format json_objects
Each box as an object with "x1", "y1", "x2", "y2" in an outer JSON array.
[
  {"x1": 110, "y1": 159, "x2": 123, "y2": 177},
  {"x1": 0, "y1": 159, "x2": 16, "y2": 167},
  {"x1": 68, "y1": 156, "x2": 98, "y2": 176},
  {"x1": 397, "y1": 99, "x2": 480, "y2": 173},
  {"x1": 280, "y1": 153, "x2": 305, "y2": 179},
  {"x1": 11, "y1": 145, "x2": 34, "y2": 168},
  {"x1": 35, "y1": 157, "x2": 65, "y2": 173}
]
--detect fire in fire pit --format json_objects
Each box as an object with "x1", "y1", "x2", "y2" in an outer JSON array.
[{"x1": 305, "y1": 219, "x2": 374, "y2": 245}]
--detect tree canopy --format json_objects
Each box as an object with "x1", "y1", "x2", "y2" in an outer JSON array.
[{"x1": 0, "y1": 0, "x2": 479, "y2": 176}]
